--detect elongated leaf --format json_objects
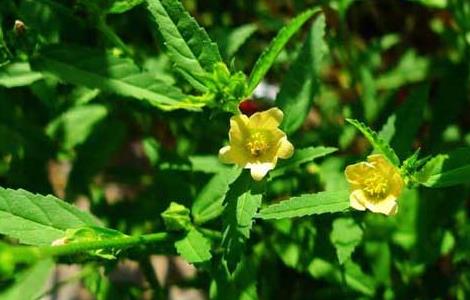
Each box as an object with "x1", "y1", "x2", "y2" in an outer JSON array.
[
  {"x1": 0, "y1": 62, "x2": 43, "y2": 88},
  {"x1": 108, "y1": 0, "x2": 145, "y2": 14},
  {"x1": 0, "y1": 187, "x2": 101, "y2": 246},
  {"x1": 189, "y1": 155, "x2": 230, "y2": 173},
  {"x1": 271, "y1": 146, "x2": 337, "y2": 177},
  {"x1": 46, "y1": 104, "x2": 108, "y2": 150},
  {"x1": 222, "y1": 173, "x2": 263, "y2": 272},
  {"x1": 346, "y1": 118, "x2": 400, "y2": 165},
  {"x1": 0, "y1": 259, "x2": 54, "y2": 300},
  {"x1": 146, "y1": 0, "x2": 222, "y2": 89},
  {"x1": 192, "y1": 167, "x2": 242, "y2": 225},
  {"x1": 247, "y1": 8, "x2": 321, "y2": 94},
  {"x1": 308, "y1": 259, "x2": 376, "y2": 296},
  {"x1": 378, "y1": 114, "x2": 396, "y2": 144},
  {"x1": 175, "y1": 228, "x2": 212, "y2": 263},
  {"x1": 416, "y1": 147, "x2": 470, "y2": 187},
  {"x1": 276, "y1": 14, "x2": 327, "y2": 134},
  {"x1": 330, "y1": 218, "x2": 363, "y2": 264},
  {"x1": 257, "y1": 190, "x2": 349, "y2": 220},
  {"x1": 212, "y1": 24, "x2": 257, "y2": 60},
  {"x1": 390, "y1": 85, "x2": 429, "y2": 158},
  {"x1": 31, "y1": 45, "x2": 200, "y2": 111}
]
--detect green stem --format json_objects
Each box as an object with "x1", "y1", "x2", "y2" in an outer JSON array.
[{"x1": 38, "y1": 232, "x2": 173, "y2": 258}]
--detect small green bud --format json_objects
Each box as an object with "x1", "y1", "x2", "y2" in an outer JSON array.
[
  {"x1": 161, "y1": 202, "x2": 192, "y2": 231},
  {"x1": 213, "y1": 62, "x2": 231, "y2": 84}
]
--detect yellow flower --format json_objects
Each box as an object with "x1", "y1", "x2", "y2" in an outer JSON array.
[
  {"x1": 219, "y1": 107, "x2": 294, "y2": 181},
  {"x1": 345, "y1": 154, "x2": 404, "y2": 216}
]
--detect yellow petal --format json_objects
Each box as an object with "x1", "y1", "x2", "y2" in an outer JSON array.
[
  {"x1": 350, "y1": 190, "x2": 367, "y2": 211},
  {"x1": 389, "y1": 173, "x2": 404, "y2": 198},
  {"x1": 219, "y1": 146, "x2": 234, "y2": 164},
  {"x1": 368, "y1": 154, "x2": 394, "y2": 173},
  {"x1": 365, "y1": 195, "x2": 398, "y2": 216},
  {"x1": 229, "y1": 114, "x2": 250, "y2": 145},
  {"x1": 219, "y1": 145, "x2": 248, "y2": 166},
  {"x1": 248, "y1": 162, "x2": 274, "y2": 181},
  {"x1": 277, "y1": 137, "x2": 294, "y2": 159},
  {"x1": 249, "y1": 108, "x2": 284, "y2": 129},
  {"x1": 344, "y1": 162, "x2": 371, "y2": 185}
]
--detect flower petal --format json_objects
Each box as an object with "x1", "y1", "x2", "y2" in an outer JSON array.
[
  {"x1": 229, "y1": 114, "x2": 250, "y2": 144},
  {"x1": 219, "y1": 146, "x2": 234, "y2": 164},
  {"x1": 277, "y1": 137, "x2": 294, "y2": 159},
  {"x1": 344, "y1": 162, "x2": 371, "y2": 185},
  {"x1": 248, "y1": 162, "x2": 274, "y2": 181},
  {"x1": 249, "y1": 108, "x2": 284, "y2": 129},
  {"x1": 365, "y1": 196, "x2": 398, "y2": 216},
  {"x1": 350, "y1": 190, "x2": 367, "y2": 211},
  {"x1": 219, "y1": 145, "x2": 248, "y2": 166}
]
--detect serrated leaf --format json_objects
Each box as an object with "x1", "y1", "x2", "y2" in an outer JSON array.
[
  {"x1": 31, "y1": 45, "x2": 200, "y2": 111},
  {"x1": 308, "y1": 259, "x2": 376, "y2": 296},
  {"x1": 0, "y1": 62, "x2": 43, "y2": 88},
  {"x1": 276, "y1": 14, "x2": 327, "y2": 134},
  {"x1": 222, "y1": 173, "x2": 263, "y2": 272},
  {"x1": 0, "y1": 187, "x2": 101, "y2": 246},
  {"x1": 108, "y1": 0, "x2": 145, "y2": 14},
  {"x1": 271, "y1": 146, "x2": 337, "y2": 177},
  {"x1": 246, "y1": 8, "x2": 321, "y2": 95},
  {"x1": 175, "y1": 228, "x2": 212, "y2": 263},
  {"x1": 192, "y1": 167, "x2": 242, "y2": 225},
  {"x1": 189, "y1": 155, "x2": 230, "y2": 173},
  {"x1": 330, "y1": 218, "x2": 363, "y2": 264},
  {"x1": 46, "y1": 104, "x2": 108, "y2": 150},
  {"x1": 378, "y1": 114, "x2": 396, "y2": 144},
  {"x1": 346, "y1": 118, "x2": 400, "y2": 166},
  {"x1": 146, "y1": 0, "x2": 222, "y2": 89},
  {"x1": 212, "y1": 24, "x2": 257, "y2": 60},
  {"x1": 210, "y1": 256, "x2": 259, "y2": 300},
  {"x1": 257, "y1": 190, "x2": 349, "y2": 220},
  {"x1": 0, "y1": 259, "x2": 54, "y2": 300},
  {"x1": 389, "y1": 85, "x2": 429, "y2": 158},
  {"x1": 416, "y1": 147, "x2": 470, "y2": 187}
]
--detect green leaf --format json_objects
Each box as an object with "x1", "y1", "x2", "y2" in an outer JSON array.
[
  {"x1": 108, "y1": 0, "x2": 145, "y2": 14},
  {"x1": 346, "y1": 118, "x2": 400, "y2": 166},
  {"x1": 213, "y1": 24, "x2": 257, "y2": 60},
  {"x1": 146, "y1": 0, "x2": 222, "y2": 89},
  {"x1": 46, "y1": 104, "x2": 109, "y2": 150},
  {"x1": 271, "y1": 146, "x2": 337, "y2": 177},
  {"x1": 189, "y1": 155, "x2": 230, "y2": 173},
  {"x1": 222, "y1": 173, "x2": 263, "y2": 272},
  {"x1": 0, "y1": 259, "x2": 54, "y2": 300},
  {"x1": 416, "y1": 147, "x2": 470, "y2": 187},
  {"x1": 308, "y1": 259, "x2": 376, "y2": 296},
  {"x1": 276, "y1": 14, "x2": 327, "y2": 134},
  {"x1": 175, "y1": 228, "x2": 212, "y2": 263},
  {"x1": 257, "y1": 190, "x2": 349, "y2": 220},
  {"x1": 0, "y1": 187, "x2": 101, "y2": 246},
  {"x1": 378, "y1": 114, "x2": 396, "y2": 144},
  {"x1": 192, "y1": 167, "x2": 242, "y2": 225},
  {"x1": 330, "y1": 217, "x2": 363, "y2": 264},
  {"x1": 389, "y1": 85, "x2": 429, "y2": 158},
  {"x1": 210, "y1": 256, "x2": 259, "y2": 300},
  {"x1": 31, "y1": 45, "x2": 200, "y2": 111},
  {"x1": 246, "y1": 8, "x2": 321, "y2": 95},
  {"x1": 359, "y1": 67, "x2": 378, "y2": 122},
  {"x1": 0, "y1": 62, "x2": 43, "y2": 88}
]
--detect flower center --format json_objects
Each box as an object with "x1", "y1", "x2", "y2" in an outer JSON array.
[
  {"x1": 246, "y1": 131, "x2": 270, "y2": 157},
  {"x1": 362, "y1": 172, "x2": 389, "y2": 199}
]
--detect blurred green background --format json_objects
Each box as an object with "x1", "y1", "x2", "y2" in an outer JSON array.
[{"x1": 0, "y1": 0, "x2": 469, "y2": 299}]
